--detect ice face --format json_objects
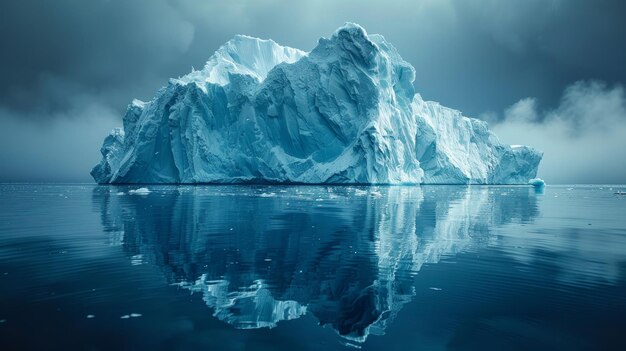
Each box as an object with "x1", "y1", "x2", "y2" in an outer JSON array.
[
  {"x1": 92, "y1": 23, "x2": 542, "y2": 184},
  {"x1": 90, "y1": 128, "x2": 124, "y2": 184}
]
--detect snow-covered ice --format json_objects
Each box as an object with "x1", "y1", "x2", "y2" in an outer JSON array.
[{"x1": 92, "y1": 23, "x2": 542, "y2": 185}]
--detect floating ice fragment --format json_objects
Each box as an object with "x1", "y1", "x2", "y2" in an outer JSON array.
[
  {"x1": 429, "y1": 287, "x2": 442, "y2": 291},
  {"x1": 259, "y1": 192, "x2": 276, "y2": 197},
  {"x1": 86, "y1": 315, "x2": 95, "y2": 319},
  {"x1": 120, "y1": 315, "x2": 130, "y2": 319},
  {"x1": 130, "y1": 313, "x2": 142, "y2": 318},
  {"x1": 131, "y1": 254, "x2": 143, "y2": 265},
  {"x1": 128, "y1": 188, "x2": 151, "y2": 195},
  {"x1": 528, "y1": 178, "x2": 545, "y2": 188},
  {"x1": 116, "y1": 192, "x2": 125, "y2": 195}
]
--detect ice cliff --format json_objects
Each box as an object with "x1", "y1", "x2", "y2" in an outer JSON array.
[{"x1": 92, "y1": 23, "x2": 542, "y2": 184}]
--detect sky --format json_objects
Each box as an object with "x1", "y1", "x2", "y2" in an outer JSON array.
[{"x1": 0, "y1": 0, "x2": 625, "y2": 183}]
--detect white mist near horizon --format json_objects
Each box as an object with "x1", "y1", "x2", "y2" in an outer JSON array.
[{"x1": 492, "y1": 80, "x2": 626, "y2": 184}]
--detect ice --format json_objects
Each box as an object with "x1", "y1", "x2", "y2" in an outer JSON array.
[
  {"x1": 528, "y1": 178, "x2": 546, "y2": 188},
  {"x1": 354, "y1": 189, "x2": 368, "y2": 196},
  {"x1": 128, "y1": 188, "x2": 150, "y2": 195},
  {"x1": 92, "y1": 23, "x2": 542, "y2": 185},
  {"x1": 120, "y1": 313, "x2": 142, "y2": 319},
  {"x1": 130, "y1": 254, "x2": 144, "y2": 265}
]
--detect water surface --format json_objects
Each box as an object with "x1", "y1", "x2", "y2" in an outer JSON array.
[{"x1": 1, "y1": 184, "x2": 625, "y2": 350}]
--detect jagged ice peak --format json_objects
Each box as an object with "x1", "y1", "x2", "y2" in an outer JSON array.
[{"x1": 92, "y1": 23, "x2": 542, "y2": 184}]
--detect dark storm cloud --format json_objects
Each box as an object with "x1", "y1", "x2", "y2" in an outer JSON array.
[
  {"x1": 0, "y1": 0, "x2": 625, "y2": 182},
  {"x1": 3, "y1": 0, "x2": 626, "y2": 119},
  {"x1": 0, "y1": 0, "x2": 194, "y2": 117}
]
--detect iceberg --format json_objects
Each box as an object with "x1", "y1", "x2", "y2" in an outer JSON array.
[{"x1": 92, "y1": 23, "x2": 542, "y2": 184}]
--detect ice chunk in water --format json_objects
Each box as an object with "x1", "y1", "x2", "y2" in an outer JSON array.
[
  {"x1": 128, "y1": 188, "x2": 150, "y2": 195},
  {"x1": 528, "y1": 178, "x2": 545, "y2": 188}
]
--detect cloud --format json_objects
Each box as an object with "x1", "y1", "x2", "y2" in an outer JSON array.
[
  {"x1": 0, "y1": 0, "x2": 625, "y2": 182},
  {"x1": 458, "y1": 0, "x2": 562, "y2": 54},
  {"x1": 502, "y1": 98, "x2": 540, "y2": 123},
  {"x1": 492, "y1": 81, "x2": 626, "y2": 184},
  {"x1": 0, "y1": 105, "x2": 119, "y2": 182},
  {"x1": 0, "y1": 0, "x2": 194, "y2": 119},
  {"x1": 4, "y1": 0, "x2": 625, "y2": 122}
]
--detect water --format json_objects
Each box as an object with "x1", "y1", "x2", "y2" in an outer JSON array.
[{"x1": 1, "y1": 184, "x2": 625, "y2": 350}]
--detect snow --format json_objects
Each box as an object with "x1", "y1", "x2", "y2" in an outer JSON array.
[
  {"x1": 179, "y1": 34, "x2": 306, "y2": 87},
  {"x1": 92, "y1": 23, "x2": 542, "y2": 185}
]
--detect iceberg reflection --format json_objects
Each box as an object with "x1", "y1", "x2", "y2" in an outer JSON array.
[{"x1": 92, "y1": 185, "x2": 539, "y2": 342}]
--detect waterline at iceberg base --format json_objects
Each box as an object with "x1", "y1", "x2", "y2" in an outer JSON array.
[{"x1": 92, "y1": 23, "x2": 542, "y2": 185}]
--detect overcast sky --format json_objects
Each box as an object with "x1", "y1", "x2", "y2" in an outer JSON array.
[{"x1": 0, "y1": 0, "x2": 625, "y2": 183}]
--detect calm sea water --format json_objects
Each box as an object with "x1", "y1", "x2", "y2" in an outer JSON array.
[{"x1": 1, "y1": 184, "x2": 625, "y2": 350}]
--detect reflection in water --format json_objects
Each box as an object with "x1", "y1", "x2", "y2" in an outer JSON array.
[{"x1": 92, "y1": 186, "x2": 539, "y2": 343}]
